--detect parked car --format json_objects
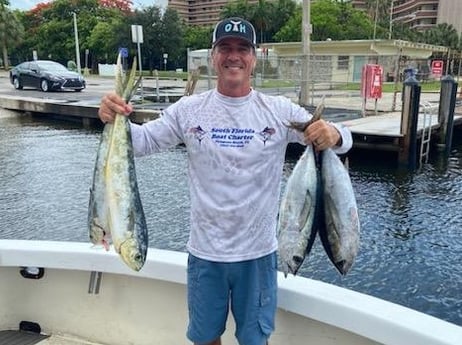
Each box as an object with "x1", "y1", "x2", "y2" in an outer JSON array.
[{"x1": 9, "y1": 60, "x2": 86, "y2": 92}]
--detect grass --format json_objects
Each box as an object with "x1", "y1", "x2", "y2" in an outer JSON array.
[
  {"x1": 257, "y1": 78, "x2": 444, "y2": 92},
  {"x1": 337, "y1": 81, "x2": 442, "y2": 93},
  {"x1": 111, "y1": 69, "x2": 447, "y2": 93}
]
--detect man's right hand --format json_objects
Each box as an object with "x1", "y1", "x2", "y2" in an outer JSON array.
[{"x1": 98, "y1": 92, "x2": 133, "y2": 123}]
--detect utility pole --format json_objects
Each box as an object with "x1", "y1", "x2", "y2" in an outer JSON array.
[
  {"x1": 299, "y1": 0, "x2": 311, "y2": 107},
  {"x1": 389, "y1": 0, "x2": 394, "y2": 39},
  {"x1": 73, "y1": 12, "x2": 81, "y2": 74},
  {"x1": 372, "y1": 0, "x2": 379, "y2": 40}
]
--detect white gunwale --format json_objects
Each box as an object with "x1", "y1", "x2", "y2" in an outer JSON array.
[{"x1": 1, "y1": 240, "x2": 461, "y2": 345}]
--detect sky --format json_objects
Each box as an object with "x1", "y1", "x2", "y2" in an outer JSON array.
[{"x1": 11, "y1": 0, "x2": 168, "y2": 11}]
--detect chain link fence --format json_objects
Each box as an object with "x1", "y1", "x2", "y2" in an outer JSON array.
[{"x1": 187, "y1": 49, "x2": 452, "y2": 115}]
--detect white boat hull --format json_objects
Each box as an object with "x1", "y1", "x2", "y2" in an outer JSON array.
[{"x1": 1, "y1": 240, "x2": 461, "y2": 345}]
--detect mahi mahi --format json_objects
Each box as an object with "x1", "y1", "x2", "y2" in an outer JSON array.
[{"x1": 88, "y1": 54, "x2": 148, "y2": 271}]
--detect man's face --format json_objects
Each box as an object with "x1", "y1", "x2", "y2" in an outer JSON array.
[{"x1": 211, "y1": 37, "x2": 256, "y2": 95}]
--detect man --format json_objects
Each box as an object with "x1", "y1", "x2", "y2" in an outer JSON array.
[{"x1": 99, "y1": 17, "x2": 352, "y2": 345}]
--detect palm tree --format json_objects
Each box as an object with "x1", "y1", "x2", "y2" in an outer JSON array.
[
  {"x1": 251, "y1": 0, "x2": 273, "y2": 44},
  {"x1": 422, "y1": 23, "x2": 459, "y2": 50},
  {"x1": 0, "y1": 3, "x2": 24, "y2": 69},
  {"x1": 361, "y1": 0, "x2": 394, "y2": 39},
  {"x1": 362, "y1": 0, "x2": 392, "y2": 20}
]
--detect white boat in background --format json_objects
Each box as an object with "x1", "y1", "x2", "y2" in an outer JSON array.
[{"x1": 1, "y1": 239, "x2": 461, "y2": 345}]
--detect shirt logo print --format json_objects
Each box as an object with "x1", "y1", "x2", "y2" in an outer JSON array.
[
  {"x1": 189, "y1": 126, "x2": 207, "y2": 144},
  {"x1": 258, "y1": 127, "x2": 275, "y2": 145}
]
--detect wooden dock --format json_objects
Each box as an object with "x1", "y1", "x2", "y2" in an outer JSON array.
[
  {"x1": 343, "y1": 110, "x2": 462, "y2": 151},
  {"x1": 344, "y1": 74, "x2": 461, "y2": 169}
]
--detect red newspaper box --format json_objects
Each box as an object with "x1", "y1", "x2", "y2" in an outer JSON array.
[
  {"x1": 361, "y1": 64, "x2": 383, "y2": 99},
  {"x1": 431, "y1": 60, "x2": 443, "y2": 77}
]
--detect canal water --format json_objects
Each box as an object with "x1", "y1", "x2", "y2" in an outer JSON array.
[{"x1": 1, "y1": 112, "x2": 461, "y2": 326}]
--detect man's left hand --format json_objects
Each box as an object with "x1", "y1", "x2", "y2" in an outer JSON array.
[{"x1": 304, "y1": 119, "x2": 341, "y2": 151}]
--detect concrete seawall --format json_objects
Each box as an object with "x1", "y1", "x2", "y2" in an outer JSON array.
[{"x1": 0, "y1": 94, "x2": 161, "y2": 125}]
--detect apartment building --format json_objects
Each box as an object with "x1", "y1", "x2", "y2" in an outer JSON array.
[
  {"x1": 349, "y1": 0, "x2": 368, "y2": 11},
  {"x1": 351, "y1": 0, "x2": 462, "y2": 35},
  {"x1": 168, "y1": 0, "x2": 261, "y2": 26},
  {"x1": 437, "y1": 0, "x2": 462, "y2": 35}
]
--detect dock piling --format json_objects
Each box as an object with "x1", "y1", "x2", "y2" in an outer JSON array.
[
  {"x1": 399, "y1": 76, "x2": 421, "y2": 169},
  {"x1": 436, "y1": 76, "x2": 458, "y2": 156}
]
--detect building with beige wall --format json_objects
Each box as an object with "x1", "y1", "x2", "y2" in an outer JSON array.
[
  {"x1": 168, "y1": 0, "x2": 261, "y2": 26},
  {"x1": 437, "y1": 0, "x2": 462, "y2": 35},
  {"x1": 351, "y1": 0, "x2": 462, "y2": 35},
  {"x1": 258, "y1": 39, "x2": 447, "y2": 84},
  {"x1": 188, "y1": 39, "x2": 447, "y2": 85}
]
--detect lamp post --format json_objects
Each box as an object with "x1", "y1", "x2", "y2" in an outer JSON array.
[{"x1": 73, "y1": 12, "x2": 81, "y2": 74}]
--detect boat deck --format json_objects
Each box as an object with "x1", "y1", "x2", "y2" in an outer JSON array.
[
  {"x1": 0, "y1": 330, "x2": 48, "y2": 345},
  {"x1": 0, "y1": 330, "x2": 100, "y2": 345}
]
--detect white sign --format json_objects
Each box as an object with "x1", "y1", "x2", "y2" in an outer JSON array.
[{"x1": 131, "y1": 25, "x2": 143, "y2": 44}]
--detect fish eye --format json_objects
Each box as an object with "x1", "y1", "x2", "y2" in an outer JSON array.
[{"x1": 292, "y1": 256, "x2": 303, "y2": 264}]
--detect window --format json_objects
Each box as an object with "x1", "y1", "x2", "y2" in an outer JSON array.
[{"x1": 337, "y1": 56, "x2": 349, "y2": 70}]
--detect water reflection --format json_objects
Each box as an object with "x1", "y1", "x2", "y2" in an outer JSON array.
[{"x1": 0, "y1": 114, "x2": 461, "y2": 326}]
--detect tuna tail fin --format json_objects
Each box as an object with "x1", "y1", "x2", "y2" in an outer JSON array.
[{"x1": 334, "y1": 259, "x2": 349, "y2": 276}]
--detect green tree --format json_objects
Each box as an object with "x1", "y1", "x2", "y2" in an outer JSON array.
[
  {"x1": 0, "y1": 4, "x2": 24, "y2": 69},
  {"x1": 252, "y1": 0, "x2": 273, "y2": 43},
  {"x1": 221, "y1": 0, "x2": 298, "y2": 45},
  {"x1": 11, "y1": 0, "x2": 134, "y2": 70},
  {"x1": 267, "y1": 0, "x2": 298, "y2": 39},
  {"x1": 274, "y1": 0, "x2": 374, "y2": 42},
  {"x1": 99, "y1": 0, "x2": 133, "y2": 12},
  {"x1": 273, "y1": 5, "x2": 301, "y2": 42},
  {"x1": 24, "y1": 0, "x2": 103, "y2": 63},
  {"x1": 421, "y1": 23, "x2": 460, "y2": 50},
  {"x1": 129, "y1": 6, "x2": 164, "y2": 73},
  {"x1": 184, "y1": 25, "x2": 213, "y2": 50},
  {"x1": 360, "y1": 0, "x2": 393, "y2": 23},
  {"x1": 127, "y1": 6, "x2": 184, "y2": 72},
  {"x1": 86, "y1": 11, "x2": 126, "y2": 66},
  {"x1": 221, "y1": 0, "x2": 254, "y2": 20},
  {"x1": 158, "y1": 8, "x2": 184, "y2": 69},
  {"x1": 390, "y1": 21, "x2": 416, "y2": 41}
]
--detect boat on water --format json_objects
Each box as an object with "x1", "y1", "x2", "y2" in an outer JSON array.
[{"x1": 1, "y1": 239, "x2": 461, "y2": 345}]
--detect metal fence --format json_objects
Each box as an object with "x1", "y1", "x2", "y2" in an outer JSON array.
[{"x1": 187, "y1": 51, "x2": 460, "y2": 114}]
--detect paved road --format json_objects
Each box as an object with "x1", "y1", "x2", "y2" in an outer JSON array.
[{"x1": 0, "y1": 72, "x2": 188, "y2": 107}]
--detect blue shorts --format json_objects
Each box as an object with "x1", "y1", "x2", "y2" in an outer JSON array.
[{"x1": 186, "y1": 252, "x2": 277, "y2": 345}]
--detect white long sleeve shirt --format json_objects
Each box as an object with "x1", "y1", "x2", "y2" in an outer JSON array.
[{"x1": 130, "y1": 89, "x2": 352, "y2": 262}]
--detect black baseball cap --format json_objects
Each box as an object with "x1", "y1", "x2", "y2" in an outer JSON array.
[{"x1": 212, "y1": 17, "x2": 256, "y2": 48}]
